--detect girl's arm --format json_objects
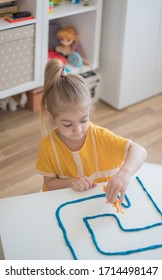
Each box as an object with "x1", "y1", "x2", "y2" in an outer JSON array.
[
  {"x1": 106, "y1": 141, "x2": 147, "y2": 204},
  {"x1": 44, "y1": 177, "x2": 76, "y2": 191},
  {"x1": 44, "y1": 176, "x2": 96, "y2": 191}
]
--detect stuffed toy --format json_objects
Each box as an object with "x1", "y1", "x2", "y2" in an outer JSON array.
[
  {"x1": 55, "y1": 26, "x2": 89, "y2": 67},
  {"x1": 8, "y1": 92, "x2": 28, "y2": 111},
  {"x1": 0, "y1": 98, "x2": 9, "y2": 110}
]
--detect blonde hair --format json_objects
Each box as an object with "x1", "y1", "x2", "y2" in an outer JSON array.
[
  {"x1": 57, "y1": 26, "x2": 79, "y2": 43},
  {"x1": 40, "y1": 58, "x2": 91, "y2": 134}
]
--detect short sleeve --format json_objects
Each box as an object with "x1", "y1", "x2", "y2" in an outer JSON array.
[
  {"x1": 35, "y1": 137, "x2": 57, "y2": 177},
  {"x1": 107, "y1": 132, "x2": 131, "y2": 165},
  {"x1": 93, "y1": 123, "x2": 131, "y2": 168}
]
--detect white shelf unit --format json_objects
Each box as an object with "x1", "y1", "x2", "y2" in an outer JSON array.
[
  {"x1": 0, "y1": 0, "x2": 103, "y2": 100},
  {"x1": 0, "y1": 0, "x2": 43, "y2": 99},
  {"x1": 41, "y1": 0, "x2": 103, "y2": 78}
]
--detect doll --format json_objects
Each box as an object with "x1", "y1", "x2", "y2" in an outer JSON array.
[{"x1": 55, "y1": 26, "x2": 89, "y2": 67}]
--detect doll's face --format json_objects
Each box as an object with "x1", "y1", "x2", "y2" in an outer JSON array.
[{"x1": 60, "y1": 38, "x2": 74, "y2": 46}]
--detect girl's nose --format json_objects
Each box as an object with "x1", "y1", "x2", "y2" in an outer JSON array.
[{"x1": 73, "y1": 125, "x2": 82, "y2": 132}]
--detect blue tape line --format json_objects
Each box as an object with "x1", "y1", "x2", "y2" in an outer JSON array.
[
  {"x1": 136, "y1": 176, "x2": 162, "y2": 215},
  {"x1": 55, "y1": 194, "x2": 106, "y2": 260}
]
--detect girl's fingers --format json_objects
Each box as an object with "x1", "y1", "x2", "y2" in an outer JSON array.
[
  {"x1": 72, "y1": 177, "x2": 97, "y2": 191},
  {"x1": 106, "y1": 184, "x2": 119, "y2": 204},
  {"x1": 80, "y1": 178, "x2": 89, "y2": 190},
  {"x1": 72, "y1": 178, "x2": 89, "y2": 191}
]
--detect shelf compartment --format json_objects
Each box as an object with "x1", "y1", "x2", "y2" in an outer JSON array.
[
  {"x1": 49, "y1": 1, "x2": 97, "y2": 20},
  {"x1": 49, "y1": 9, "x2": 97, "y2": 74}
]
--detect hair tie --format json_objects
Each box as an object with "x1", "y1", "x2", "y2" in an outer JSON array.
[{"x1": 61, "y1": 68, "x2": 66, "y2": 77}]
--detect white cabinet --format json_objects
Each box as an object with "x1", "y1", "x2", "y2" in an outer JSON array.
[
  {"x1": 0, "y1": 0, "x2": 103, "y2": 100},
  {"x1": 99, "y1": 0, "x2": 162, "y2": 109},
  {"x1": 0, "y1": 0, "x2": 43, "y2": 99}
]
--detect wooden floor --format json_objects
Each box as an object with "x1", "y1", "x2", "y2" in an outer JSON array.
[{"x1": 0, "y1": 94, "x2": 162, "y2": 198}]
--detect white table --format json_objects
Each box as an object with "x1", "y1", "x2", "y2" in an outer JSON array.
[{"x1": 0, "y1": 162, "x2": 162, "y2": 260}]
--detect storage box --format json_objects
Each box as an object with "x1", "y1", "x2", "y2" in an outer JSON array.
[
  {"x1": 81, "y1": 71, "x2": 100, "y2": 102},
  {"x1": 0, "y1": 24, "x2": 35, "y2": 92},
  {"x1": 27, "y1": 87, "x2": 42, "y2": 112}
]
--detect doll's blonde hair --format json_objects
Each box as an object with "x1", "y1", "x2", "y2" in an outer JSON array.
[
  {"x1": 57, "y1": 26, "x2": 79, "y2": 43},
  {"x1": 40, "y1": 58, "x2": 91, "y2": 134}
]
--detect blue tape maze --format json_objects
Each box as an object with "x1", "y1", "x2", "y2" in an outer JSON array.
[{"x1": 55, "y1": 176, "x2": 162, "y2": 260}]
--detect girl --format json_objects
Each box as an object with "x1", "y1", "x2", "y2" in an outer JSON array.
[{"x1": 36, "y1": 59, "x2": 147, "y2": 204}]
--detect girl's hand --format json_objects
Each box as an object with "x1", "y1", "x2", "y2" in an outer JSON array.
[
  {"x1": 72, "y1": 176, "x2": 97, "y2": 191},
  {"x1": 106, "y1": 170, "x2": 131, "y2": 204}
]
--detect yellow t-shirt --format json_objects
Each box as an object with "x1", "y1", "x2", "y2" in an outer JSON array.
[{"x1": 36, "y1": 122, "x2": 130, "y2": 191}]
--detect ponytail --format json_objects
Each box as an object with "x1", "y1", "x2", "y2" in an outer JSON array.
[
  {"x1": 40, "y1": 58, "x2": 90, "y2": 135},
  {"x1": 40, "y1": 59, "x2": 64, "y2": 134}
]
